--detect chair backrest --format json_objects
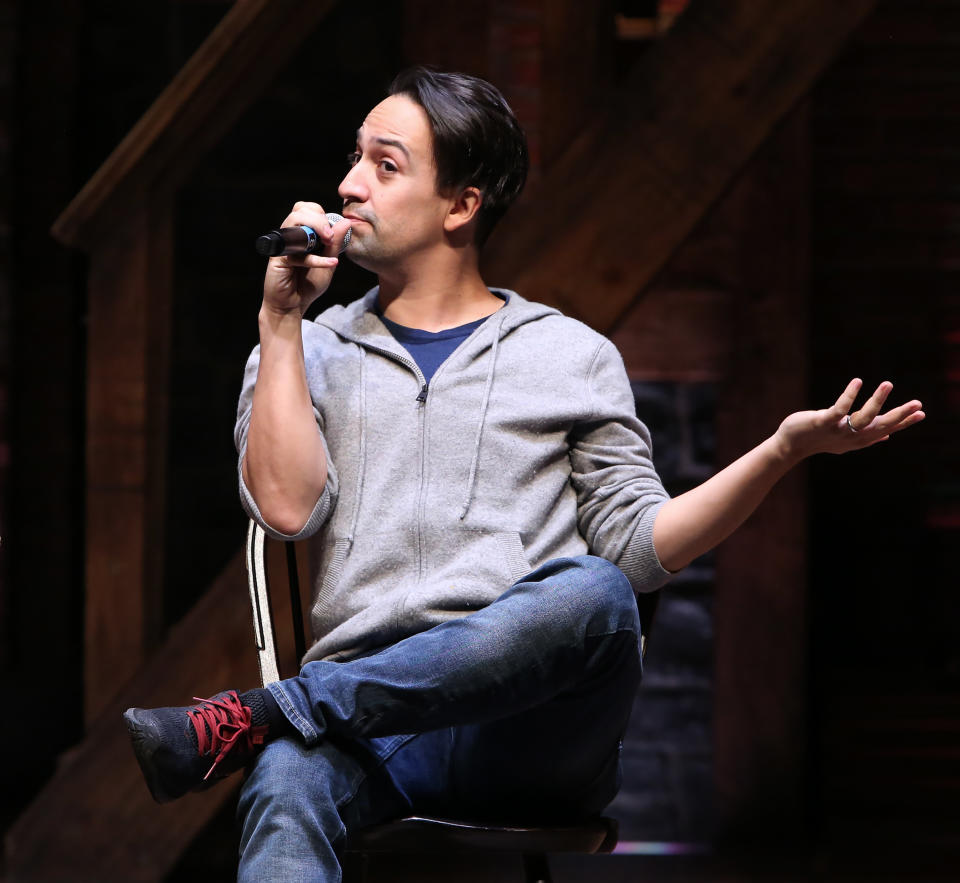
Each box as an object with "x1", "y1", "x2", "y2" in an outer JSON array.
[
  {"x1": 636, "y1": 589, "x2": 660, "y2": 660},
  {"x1": 246, "y1": 520, "x2": 307, "y2": 685}
]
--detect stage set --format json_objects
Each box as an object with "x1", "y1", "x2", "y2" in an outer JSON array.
[{"x1": 1, "y1": 0, "x2": 958, "y2": 880}]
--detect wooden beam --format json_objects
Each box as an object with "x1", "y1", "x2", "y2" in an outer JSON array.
[
  {"x1": 4, "y1": 548, "x2": 260, "y2": 882},
  {"x1": 711, "y1": 102, "x2": 811, "y2": 842},
  {"x1": 537, "y1": 0, "x2": 614, "y2": 173},
  {"x1": 483, "y1": 0, "x2": 877, "y2": 334},
  {"x1": 84, "y1": 197, "x2": 172, "y2": 724},
  {"x1": 51, "y1": 0, "x2": 339, "y2": 251}
]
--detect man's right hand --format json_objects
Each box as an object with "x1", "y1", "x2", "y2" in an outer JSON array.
[{"x1": 262, "y1": 201, "x2": 353, "y2": 316}]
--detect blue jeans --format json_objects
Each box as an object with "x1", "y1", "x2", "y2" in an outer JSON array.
[{"x1": 237, "y1": 556, "x2": 643, "y2": 882}]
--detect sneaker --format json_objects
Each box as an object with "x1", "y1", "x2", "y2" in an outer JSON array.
[{"x1": 123, "y1": 690, "x2": 268, "y2": 803}]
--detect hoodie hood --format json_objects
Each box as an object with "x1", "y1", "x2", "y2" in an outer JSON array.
[{"x1": 314, "y1": 287, "x2": 561, "y2": 353}]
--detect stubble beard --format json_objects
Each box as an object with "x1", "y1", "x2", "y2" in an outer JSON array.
[{"x1": 344, "y1": 223, "x2": 401, "y2": 273}]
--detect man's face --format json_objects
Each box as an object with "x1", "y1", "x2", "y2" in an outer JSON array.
[{"x1": 338, "y1": 94, "x2": 450, "y2": 271}]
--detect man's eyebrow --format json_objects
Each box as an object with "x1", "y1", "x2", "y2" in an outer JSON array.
[{"x1": 356, "y1": 129, "x2": 411, "y2": 160}]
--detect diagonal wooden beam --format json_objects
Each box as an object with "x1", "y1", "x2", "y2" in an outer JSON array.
[
  {"x1": 483, "y1": 0, "x2": 877, "y2": 333},
  {"x1": 5, "y1": 530, "x2": 305, "y2": 882},
  {"x1": 51, "y1": 0, "x2": 339, "y2": 251},
  {"x1": 4, "y1": 549, "x2": 261, "y2": 883}
]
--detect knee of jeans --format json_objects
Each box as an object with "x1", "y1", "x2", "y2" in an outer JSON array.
[
  {"x1": 239, "y1": 738, "x2": 338, "y2": 824},
  {"x1": 565, "y1": 556, "x2": 640, "y2": 632},
  {"x1": 237, "y1": 738, "x2": 346, "y2": 869}
]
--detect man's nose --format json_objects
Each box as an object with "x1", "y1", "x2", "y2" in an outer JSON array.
[{"x1": 338, "y1": 162, "x2": 367, "y2": 204}]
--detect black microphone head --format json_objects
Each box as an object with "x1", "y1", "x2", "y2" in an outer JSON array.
[{"x1": 255, "y1": 231, "x2": 285, "y2": 257}]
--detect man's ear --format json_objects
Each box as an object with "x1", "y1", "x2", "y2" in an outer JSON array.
[{"x1": 444, "y1": 186, "x2": 482, "y2": 234}]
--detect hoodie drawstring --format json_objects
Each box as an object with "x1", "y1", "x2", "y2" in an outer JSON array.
[
  {"x1": 347, "y1": 347, "x2": 368, "y2": 547},
  {"x1": 459, "y1": 312, "x2": 506, "y2": 520}
]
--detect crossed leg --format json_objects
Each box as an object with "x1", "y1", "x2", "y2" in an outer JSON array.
[{"x1": 237, "y1": 556, "x2": 644, "y2": 881}]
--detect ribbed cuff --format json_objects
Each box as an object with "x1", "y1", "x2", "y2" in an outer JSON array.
[
  {"x1": 616, "y1": 498, "x2": 674, "y2": 592},
  {"x1": 237, "y1": 446, "x2": 334, "y2": 542}
]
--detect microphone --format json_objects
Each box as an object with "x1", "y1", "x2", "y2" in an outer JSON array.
[{"x1": 255, "y1": 212, "x2": 352, "y2": 257}]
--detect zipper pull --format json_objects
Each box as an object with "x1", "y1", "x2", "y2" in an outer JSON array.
[{"x1": 416, "y1": 383, "x2": 429, "y2": 403}]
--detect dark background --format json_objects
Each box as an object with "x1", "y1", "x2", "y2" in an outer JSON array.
[{"x1": 1, "y1": 0, "x2": 958, "y2": 879}]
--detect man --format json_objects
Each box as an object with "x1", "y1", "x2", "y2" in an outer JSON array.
[{"x1": 124, "y1": 68, "x2": 923, "y2": 880}]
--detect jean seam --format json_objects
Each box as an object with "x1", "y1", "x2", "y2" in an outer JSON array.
[
  {"x1": 586, "y1": 625, "x2": 640, "y2": 640},
  {"x1": 267, "y1": 681, "x2": 321, "y2": 745}
]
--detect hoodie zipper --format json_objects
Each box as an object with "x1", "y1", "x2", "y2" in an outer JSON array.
[
  {"x1": 348, "y1": 314, "x2": 499, "y2": 582},
  {"x1": 415, "y1": 382, "x2": 430, "y2": 579},
  {"x1": 353, "y1": 343, "x2": 430, "y2": 582},
  {"x1": 415, "y1": 383, "x2": 429, "y2": 581}
]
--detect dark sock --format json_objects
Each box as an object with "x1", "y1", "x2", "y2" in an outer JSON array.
[{"x1": 240, "y1": 687, "x2": 291, "y2": 738}]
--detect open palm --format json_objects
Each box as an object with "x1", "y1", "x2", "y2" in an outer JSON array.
[{"x1": 775, "y1": 378, "x2": 924, "y2": 460}]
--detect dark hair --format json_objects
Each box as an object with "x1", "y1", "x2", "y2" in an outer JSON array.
[{"x1": 389, "y1": 66, "x2": 529, "y2": 245}]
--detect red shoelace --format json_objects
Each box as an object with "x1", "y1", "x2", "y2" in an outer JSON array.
[{"x1": 188, "y1": 691, "x2": 268, "y2": 781}]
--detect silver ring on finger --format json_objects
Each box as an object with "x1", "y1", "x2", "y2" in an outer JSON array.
[{"x1": 845, "y1": 414, "x2": 860, "y2": 433}]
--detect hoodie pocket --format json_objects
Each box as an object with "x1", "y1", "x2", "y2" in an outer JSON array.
[
  {"x1": 496, "y1": 530, "x2": 532, "y2": 583},
  {"x1": 310, "y1": 528, "x2": 533, "y2": 644},
  {"x1": 310, "y1": 527, "x2": 420, "y2": 643},
  {"x1": 398, "y1": 528, "x2": 533, "y2": 626},
  {"x1": 427, "y1": 527, "x2": 532, "y2": 590},
  {"x1": 311, "y1": 537, "x2": 352, "y2": 634}
]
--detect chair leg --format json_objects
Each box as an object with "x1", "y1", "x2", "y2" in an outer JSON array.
[
  {"x1": 342, "y1": 851, "x2": 369, "y2": 883},
  {"x1": 522, "y1": 852, "x2": 552, "y2": 883}
]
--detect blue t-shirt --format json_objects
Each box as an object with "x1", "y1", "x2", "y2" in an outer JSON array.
[{"x1": 377, "y1": 295, "x2": 508, "y2": 386}]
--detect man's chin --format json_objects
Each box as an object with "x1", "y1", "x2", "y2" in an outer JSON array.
[
  {"x1": 343, "y1": 244, "x2": 374, "y2": 272},
  {"x1": 344, "y1": 239, "x2": 387, "y2": 273}
]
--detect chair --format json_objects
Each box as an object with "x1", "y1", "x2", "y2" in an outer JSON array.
[{"x1": 245, "y1": 519, "x2": 658, "y2": 882}]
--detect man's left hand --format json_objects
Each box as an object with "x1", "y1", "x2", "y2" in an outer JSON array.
[{"x1": 774, "y1": 378, "x2": 925, "y2": 462}]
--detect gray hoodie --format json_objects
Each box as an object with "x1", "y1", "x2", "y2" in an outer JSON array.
[{"x1": 236, "y1": 288, "x2": 672, "y2": 663}]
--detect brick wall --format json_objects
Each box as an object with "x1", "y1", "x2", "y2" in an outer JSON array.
[{"x1": 607, "y1": 382, "x2": 715, "y2": 843}]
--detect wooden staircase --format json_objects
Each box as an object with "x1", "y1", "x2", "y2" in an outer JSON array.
[{"x1": 4, "y1": 1, "x2": 877, "y2": 879}]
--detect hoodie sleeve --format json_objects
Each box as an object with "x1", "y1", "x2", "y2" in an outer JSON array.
[
  {"x1": 234, "y1": 342, "x2": 339, "y2": 541},
  {"x1": 569, "y1": 338, "x2": 673, "y2": 592}
]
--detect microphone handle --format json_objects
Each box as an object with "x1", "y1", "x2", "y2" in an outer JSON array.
[{"x1": 256, "y1": 213, "x2": 351, "y2": 256}]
